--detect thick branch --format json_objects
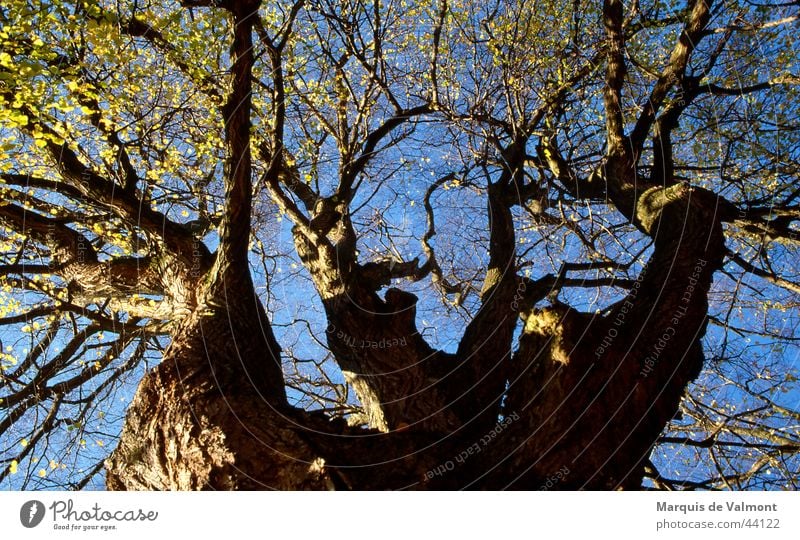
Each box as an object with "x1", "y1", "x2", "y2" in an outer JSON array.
[
  {"x1": 448, "y1": 144, "x2": 525, "y2": 432},
  {"x1": 205, "y1": 0, "x2": 261, "y2": 297},
  {"x1": 629, "y1": 0, "x2": 713, "y2": 155},
  {"x1": 602, "y1": 0, "x2": 628, "y2": 154},
  {"x1": 6, "y1": 108, "x2": 212, "y2": 269},
  {"x1": 1, "y1": 174, "x2": 91, "y2": 206},
  {"x1": 0, "y1": 203, "x2": 185, "y2": 308},
  {"x1": 0, "y1": 202, "x2": 97, "y2": 265},
  {"x1": 499, "y1": 180, "x2": 726, "y2": 489}
]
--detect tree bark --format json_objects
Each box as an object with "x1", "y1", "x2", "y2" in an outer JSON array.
[{"x1": 105, "y1": 298, "x2": 311, "y2": 490}]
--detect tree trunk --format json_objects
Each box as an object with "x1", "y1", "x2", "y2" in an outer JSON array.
[{"x1": 107, "y1": 182, "x2": 724, "y2": 491}]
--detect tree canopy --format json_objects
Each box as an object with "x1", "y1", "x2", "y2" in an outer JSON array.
[{"x1": 0, "y1": 0, "x2": 799, "y2": 490}]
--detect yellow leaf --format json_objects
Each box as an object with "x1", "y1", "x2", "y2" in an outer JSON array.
[
  {"x1": 6, "y1": 113, "x2": 28, "y2": 128},
  {"x1": 9, "y1": 460, "x2": 18, "y2": 474},
  {"x1": 37, "y1": 469, "x2": 46, "y2": 478}
]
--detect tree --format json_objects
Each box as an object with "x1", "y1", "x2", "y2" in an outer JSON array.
[{"x1": 1, "y1": 0, "x2": 798, "y2": 490}]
